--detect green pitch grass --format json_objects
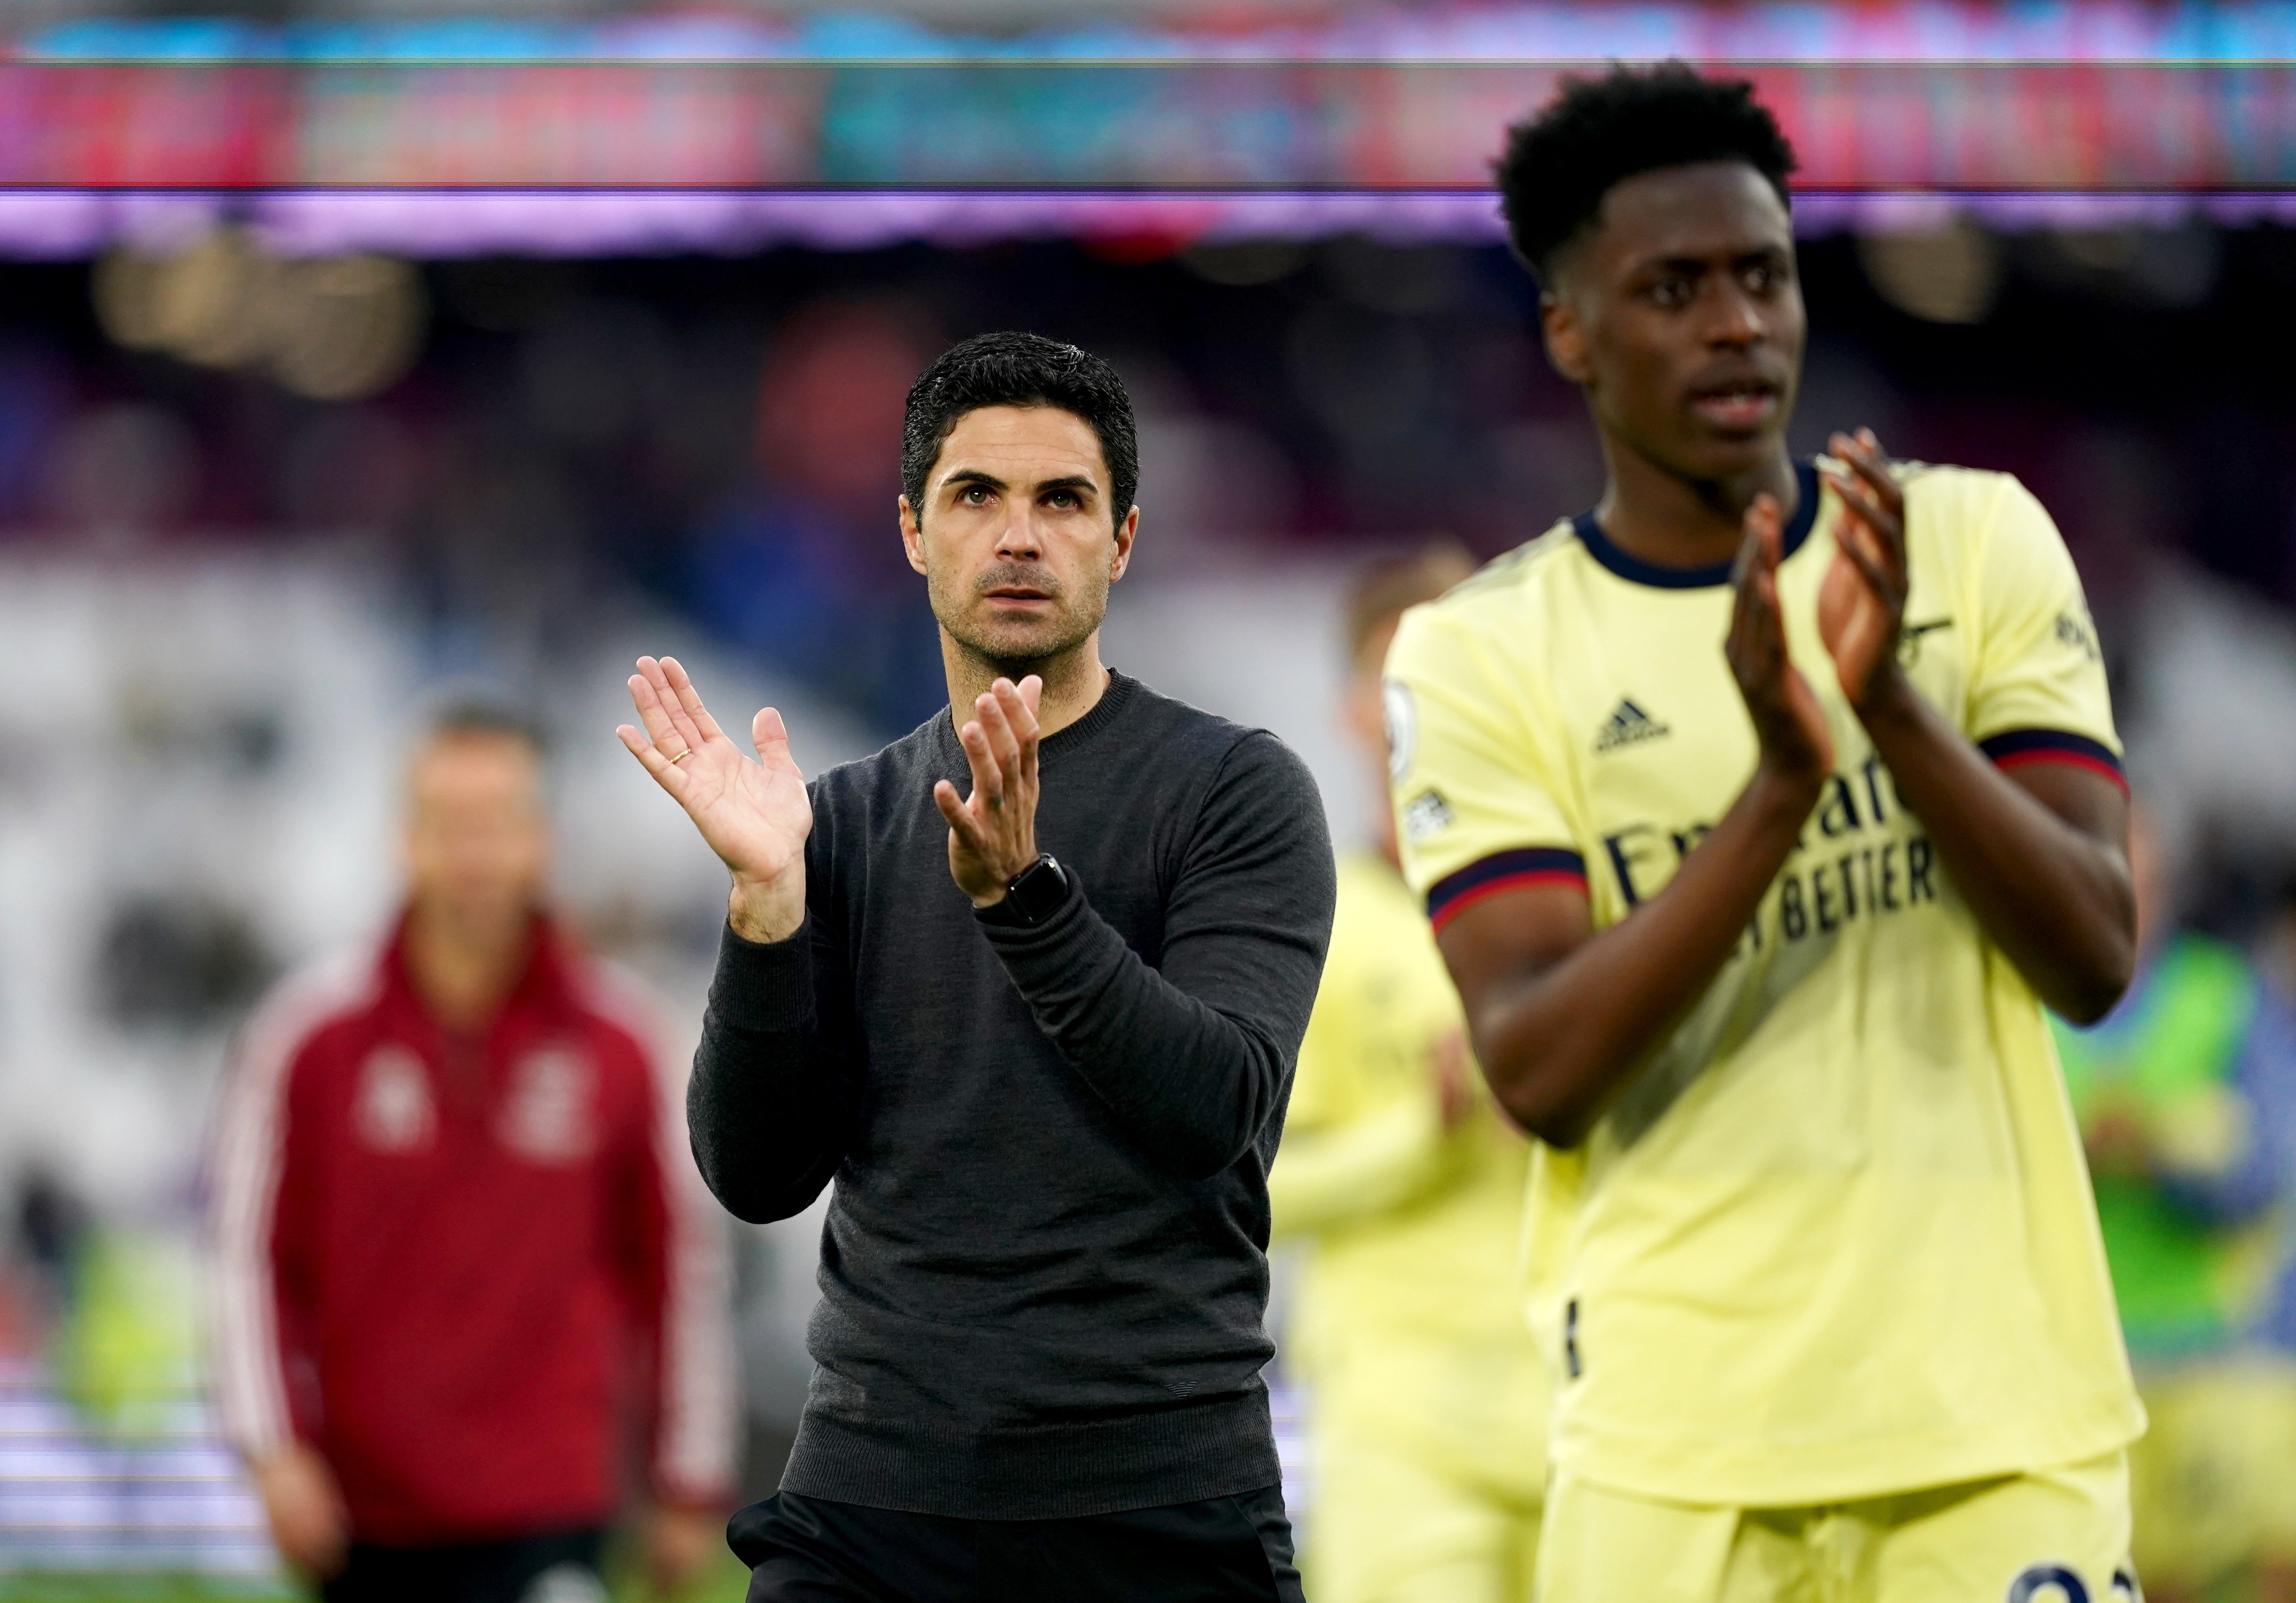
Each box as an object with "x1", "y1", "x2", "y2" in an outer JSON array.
[{"x1": 0, "y1": 1542, "x2": 752, "y2": 1603}]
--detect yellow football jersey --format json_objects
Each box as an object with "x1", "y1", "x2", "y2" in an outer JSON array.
[
  {"x1": 1384, "y1": 460, "x2": 2143, "y2": 1507},
  {"x1": 1272, "y1": 849, "x2": 1546, "y2": 1490}
]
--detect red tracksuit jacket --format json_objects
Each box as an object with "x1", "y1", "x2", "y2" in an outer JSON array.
[{"x1": 207, "y1": 915, "x2": 736, "y2": 1545}]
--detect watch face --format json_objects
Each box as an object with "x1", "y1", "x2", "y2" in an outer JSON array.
[{"x1": 1010, "y1": 856, "x2": 1064, "y2": 922}]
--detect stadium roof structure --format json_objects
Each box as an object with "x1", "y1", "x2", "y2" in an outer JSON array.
[{"x1": 3, "y1": 1, "x2": 2296, "y2": 255}]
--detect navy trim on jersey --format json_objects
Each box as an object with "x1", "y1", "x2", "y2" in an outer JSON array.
[
  {"x1": 1428, "y1": 847, "x2": 1589, "y2": 931},
  {"x1": 1573, "y1": 460, "x2": 1822, "y2": 590},
  {"x1": 1977, "y1": 728, "x2": 2128, "y2": 789}
]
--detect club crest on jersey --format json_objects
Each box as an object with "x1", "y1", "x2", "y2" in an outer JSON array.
[
  {"x1": 354, "y1": 1045, "x2": 435, "y2": 1153},
  {"x1": 1594, "y1": 698, "x2": 1669, "y2": 754},
  {"x1": 499, "y1": 1046, "x2": 596, "y2": 1164},
  {"x1": 1402, "y1": 788, "x2": 1454, "y2": 843},
  {"x1": 1382, "y1": 681, "x2": 1418, "y2": 779}
]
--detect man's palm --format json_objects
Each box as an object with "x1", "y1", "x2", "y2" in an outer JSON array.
[
  {"x1": 1816, "y1": 430, "x2": 1911, "y2": 710},
  {"x1": 1728, "y1": 493, "x2": 1835, "y2": 782},
  {"x1": 686, "y1": 707, "x2": 812, "y2": 882},
  {"x1": 617, "y1": 656, "x2": 812, "y2": 886},
  {"x1": 1819, "y1": 539, "x2": 1895, "y2": 704}
]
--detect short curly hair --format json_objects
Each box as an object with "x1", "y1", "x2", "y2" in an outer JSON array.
[
  {"x1": 901, "y1": 331, "x2": 1139, "y2": 533},
  {"x1": 1495, "y1": 63, "x2": 1797, "y2": 286}
]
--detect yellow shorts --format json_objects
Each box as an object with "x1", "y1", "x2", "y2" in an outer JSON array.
[
  {"x1": 1310, "y1": 1427, "x2": 1543, "y2": 1603},
  {"x1": 1302, "y1": 1335, "x2": 1547, "y2": 1603},
  {"x1": 1535, "y1": 1454, "x2": 2135, "y2": 1603},
  {"x1": 2128, "y1": 1358, "x2": 2296, "y2": 1588}
]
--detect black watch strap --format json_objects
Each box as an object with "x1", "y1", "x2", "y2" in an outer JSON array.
[{"x1": 994, "y1": 855, "x2": 1070, "y2": 926}]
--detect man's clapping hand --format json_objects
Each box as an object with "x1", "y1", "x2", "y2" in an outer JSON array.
[
  {"x1": 1727, "y1": 490, "x2": 1834, "y2": 794},
  {"x1": 617, "y1": 655, "x2": 813, "y2": 944},
  {"x1": 935, "y1": 676, "x2": 1045, "y2": 908},
  {"x1": 1817, "y1": 428, "x2": 1911, "y2": 716}
]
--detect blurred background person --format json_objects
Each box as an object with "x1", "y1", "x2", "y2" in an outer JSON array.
[
  {"x1": 205, "y1": 706, "x2": 737, "y2": 1603},
  {"x1": 2231, "y1": 865, "x2": 2296, "y2": 1603},
  {"x1": 1269, "y1": 543, "x2": 1546, "y2": 1603},
  {"x1": 2055, "y1": 803, "x2": 2296, "y2": 1602}
]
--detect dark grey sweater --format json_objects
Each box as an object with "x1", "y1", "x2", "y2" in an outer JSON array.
[{"x1": 690, "y1": 670, "x2": 1336, "y2": 1519}]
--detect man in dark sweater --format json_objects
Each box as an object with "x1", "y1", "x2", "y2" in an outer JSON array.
[{"x1": 615, "y1": 331, "x2": 1335, "y2": 1601}]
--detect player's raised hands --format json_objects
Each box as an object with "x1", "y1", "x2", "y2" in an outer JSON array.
[
  {"x1": 1728, "y1": 490, "x2": 1834, "y2": 788},
  {"x1": 617, "y1": 655, "x2": 813, "y2": 943},
  {"x1": 934, "y1": 675, "x2": 1044, "y2": 907},
  {"x1": 1818, "y1": 428, "x2": 1910, "y2": 712}
]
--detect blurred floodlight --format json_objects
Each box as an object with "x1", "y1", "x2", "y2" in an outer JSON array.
[
  {"x1": 1855, "y1": 221, "x2": 2003, "y2": 325},
  {"x1": 91, "y1": 251, "x2": 166, "y2": 350},
  {"x1": 1181, "y1": 241, "x2": 1307, "y2": 287},
  {"x1": 93, "y1": 230, "x2": 426, "y2": 402},
  {"x1": 95, "y1": 231, "x2": 271, "y2": 369},
  {"x1": 268, "y1": 255, "x2": 427, "y2": 401}
]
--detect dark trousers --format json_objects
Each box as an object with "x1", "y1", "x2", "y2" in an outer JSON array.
[
  {"x1": 731, "y1": 1484, "x2": 1305, "y2": 1603},
  {"x1": 322, "y1": 1525, "x2": 606, "y2": 1603}
]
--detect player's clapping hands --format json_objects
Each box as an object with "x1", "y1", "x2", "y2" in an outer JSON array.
[
  {"x1": 618, "y1": 654, "x2": 814, "y2": 943},
  {"x1": 1818, "y1": 427, "x2": 1911, "y2": 713},
  {"x1": 1728, "y1": 490, "x2": 1835, "y2": 787},
  {"x1": 935, "y1": 676, "x2": 1045, "y2": 907}
]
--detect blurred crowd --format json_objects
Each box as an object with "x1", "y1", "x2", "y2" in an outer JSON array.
[
  {"x1": 5, "y1": 218, "x2": 2296, "y2": 1593},
  {"x1": 2050, "y1": 808, "x2": 2296, "y2": 1598},
  {"x1": 3, "y1": 222, "x2": 2296, "y2": 704}
]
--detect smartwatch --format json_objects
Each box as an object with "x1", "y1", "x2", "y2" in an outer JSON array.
[{"x1": 995, "y1": 855, "x2": 1070, "y2": 926}]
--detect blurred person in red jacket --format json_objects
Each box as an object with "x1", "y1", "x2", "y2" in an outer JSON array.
[{"x1": 206, "y1": 705, "x2": 737, "y2": 1603}]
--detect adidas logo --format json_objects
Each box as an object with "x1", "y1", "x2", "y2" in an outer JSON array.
[{"x1": 1594, "y1": 699, "x2": 1670, "y2": 754}]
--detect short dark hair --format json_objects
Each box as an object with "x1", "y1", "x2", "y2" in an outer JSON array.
[
  {"x1": 1494, "y1": 63, "x2": 1798, "y2": 286},
  {"x1": 900, "y1": 331, "x2": 1139, "y2": 533},
  {"x1": 427, "y1": 698, "x2": 548, "y2": 758}
]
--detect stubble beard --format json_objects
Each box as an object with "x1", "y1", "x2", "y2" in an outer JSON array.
[{"x1": 931, "y1": 556, "x2": 1111, "y2": 678}]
